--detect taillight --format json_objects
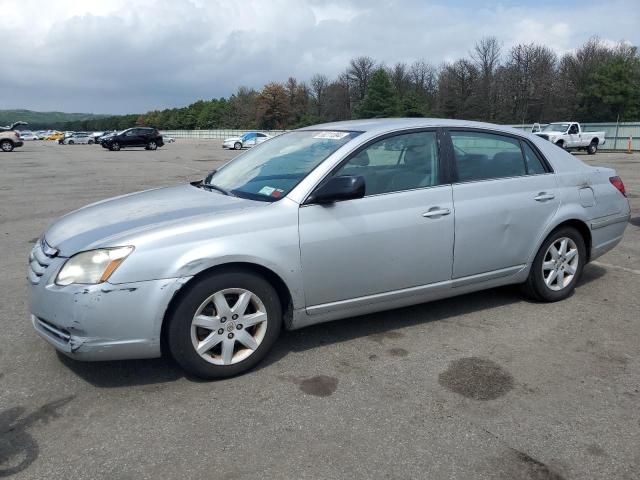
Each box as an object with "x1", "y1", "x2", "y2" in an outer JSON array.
[{"x1": 609, "y1": 176, "x2": 626, "y2": 197}]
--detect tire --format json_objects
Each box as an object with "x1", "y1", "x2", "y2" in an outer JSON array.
[
  {"x1": 88, "y1": 139, "x2": 94, "y2": 145},
  {"x1": 110, "y1": 142, "x2": 120, "y2": 151},
  {"x1": 168, "y1": 269, "x2": 282, "y2": 379},
  {"x1": 587, "y1": 141, "x2": 597, "y2": 155},
  {"x1": 555, "y1": 140, "x2": 566, "y2": 150},
  {"x1": 234, "y1": 142, "x2": 242, "y2": 150},
  {"x1": 147, "y1": 140, "x2": 157, "y2": 151},
  {"x1": 68, "y1": 140, "x2": 74, "y2": 145},
  {"x1": 522, "y1": 226, "x2": 586, "y2": 302},
  {"x1": 0, "y1": 140, "x2": 13, "y2": 152}
]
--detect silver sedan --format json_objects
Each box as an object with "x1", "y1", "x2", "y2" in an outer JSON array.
[{"x1": 28, "y1": 119, "x2": 630, "y2": 378}]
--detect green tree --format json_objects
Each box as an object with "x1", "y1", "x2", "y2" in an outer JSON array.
[
  {"x1": 580, "y1": 52, "x2": 640, "y2": 121},
  {"x1": 356, "y1": 69, "x2": 398, "y2": 118}
]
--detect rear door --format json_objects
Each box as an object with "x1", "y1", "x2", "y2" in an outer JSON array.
[
  {"x1": 298, "y1": 129, "x2": 455, "y2": 307},
  {"x1": 446, "y1": 129, "x2": 559, "y2": 279}
]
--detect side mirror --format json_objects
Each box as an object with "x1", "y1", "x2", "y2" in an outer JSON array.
[{"x1": 307, "y1": 175, "x2": 365, "y2": 205}]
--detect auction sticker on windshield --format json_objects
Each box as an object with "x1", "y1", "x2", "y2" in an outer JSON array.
[{"x1": 313, "y1": 131, "x2": 350, "y2": 140}]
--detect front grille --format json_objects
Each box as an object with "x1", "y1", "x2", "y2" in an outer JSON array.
[{"x1": 28, "y1": 238, "x2": 58, "y2": 285}]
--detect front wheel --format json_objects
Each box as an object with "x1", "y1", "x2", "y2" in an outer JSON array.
[
  {"x1": 0, "y1": 140, "x2": 13, "y2": 152},
  {"x1": 168, "y1": 269, "x2": 282, "y2": 379},
  {"x1": 522, "y1": 227, "x2": 586, "y2": 302},
  {"x1": 109, "y1": 142, "x2": 121, "y2": 151},
  {"x1": 234, "y1": 142, "x2": 242, "y2": 150},
  {"x1": 146, "y1": 140, "x2": 157, "y2": 150},
  {"x1": 587, "y1": 141, "x2": 597, "y2": 155},
  {"x1": 68, "y1": 140, "x2": 74, "y2": 145}
]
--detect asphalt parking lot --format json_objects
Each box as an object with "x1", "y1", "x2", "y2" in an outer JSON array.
[{"x1": 1, "y1": 140, "x2": 639, "y2": 479}]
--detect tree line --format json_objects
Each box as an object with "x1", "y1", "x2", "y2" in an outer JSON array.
[{"x1": 60, "y1": 37, "x2": 640, "y2": 132}]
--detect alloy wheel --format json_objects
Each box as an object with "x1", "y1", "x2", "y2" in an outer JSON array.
[
  {"x1": 190, "y1": 288, "x2": 268, "y2": 365},
  {"x1": 542, "y1": 237, "x2": 579, "y2": 291}
]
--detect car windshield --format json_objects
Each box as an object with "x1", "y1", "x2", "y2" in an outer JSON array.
[
  {"x1": 241, "y1": 133, "x2": 255, "y2": 141},
  {"x1": 204, "y1": 130, "x2": 361, "y2": 201},
  {"x1": 542, "y1": 123, "x2": 570, "y2": 132}
]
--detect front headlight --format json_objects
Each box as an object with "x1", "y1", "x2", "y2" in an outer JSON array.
[{"x1": 55, "y1": 247, "x2": 134, "y2": 286}]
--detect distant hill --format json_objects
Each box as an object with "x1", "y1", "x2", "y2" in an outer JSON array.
[{"x1": 0, "y1": 109, "x2": 110, "y2": 129}]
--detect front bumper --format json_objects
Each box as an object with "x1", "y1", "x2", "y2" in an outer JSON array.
[
  {"x1": 15, "y1": 140, "x2": 24, "y2": 147},
  {"x1": 29, "y1": 257, "x2": 191, "y2": 361}
]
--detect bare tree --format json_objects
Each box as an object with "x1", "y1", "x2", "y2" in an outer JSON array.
[
  {"x1": 310, "y1": 73, "x2": 329, "y2": 118},
  {"x1": 471, "y1": 37, "x2": 501, "y2": 120},
  {"x1": 346, "y1": 56, "x2": 376, "y2": 110}
]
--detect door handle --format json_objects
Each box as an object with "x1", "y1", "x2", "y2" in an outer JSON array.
[
  {"x1": 422, "y1": 207, "x2": 451, "y2": 218},
  {"x1": 534, "y1": 192, "x2": 555, "y2": 202}
]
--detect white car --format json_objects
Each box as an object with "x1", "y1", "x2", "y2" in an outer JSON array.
[
  {"x1": 61, "y1": 134, "x2": 94, "y2": 145},
  {"x1": 533, "y1": 122, "x2": 606, "y2": 154},
  {"x1": 19, "y1": 131, "x2": 40, "y2": 141},
  {"x1": 222, "y1": 132, "x2": 271, "y2": 150},
  {"x1": 164, "y1": 136, "x2": 175, "y2": 143}
]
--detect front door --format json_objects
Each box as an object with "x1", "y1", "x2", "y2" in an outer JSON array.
[
  {"x1": 298, "y1": 130, "x2": 454, "y2": 307},
  {"x1": 447, "y1": 129, "x2": 560, "y2": 278}
]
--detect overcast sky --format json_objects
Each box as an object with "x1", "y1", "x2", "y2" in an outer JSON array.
[{"x1": 1, "y1": 0, "x2": 638, "y2": 114}]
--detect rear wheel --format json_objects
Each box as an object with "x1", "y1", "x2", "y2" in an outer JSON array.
[
  {"x1": 0, "y1": 140, "x2": 13, "y2": 152},
  {"x1": 168, "y1": 269, "x2": 282, "y2": 379},
  {"x1": 587, "y1": 141, "x2": 597, "y2": 155},
  {"x1": 234, "y1": 142, "x2": 242, "y2": 150},
  {"x1": 110, "y1": 142, "x2": 121, "y2": 151},
  {"x1": 522, "y1": 226, "x2": 586, "y2": 302},
  {"x1": 88, "y1": 139, "x2": 94, "y2": 145}
]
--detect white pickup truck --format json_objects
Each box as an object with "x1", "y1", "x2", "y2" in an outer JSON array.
[{"x1": 532, "y1": 122, "x2": 606, "y2": 154}]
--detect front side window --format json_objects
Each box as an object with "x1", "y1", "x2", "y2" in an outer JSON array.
[
  {"x1": 451, "y1": 131, "x2": 527, "y2": 182},
  {"x1": 333, "y1": 131, "x2": 440, "y2": 196},
  {"x1": 204, "y1": 130, "x2": 360, "y2": 201}
]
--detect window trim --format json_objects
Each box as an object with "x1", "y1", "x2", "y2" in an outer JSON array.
[
  {"x1": 443, "y1": 127, "x2": 554, "y2": 185},
  {"x1": 302, "y1": 127, "x2": 448, "y2": 204}
]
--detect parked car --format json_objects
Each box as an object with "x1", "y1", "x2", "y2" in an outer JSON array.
[
  {"x1": 164, "y1": 136, "x2": 175, "y2": 143},
  {"x1": 61, "y1": 134, "x2": 94, "y2": 145},
  {"x1": 222, "y1": 131, "x2": 271, "y2": 150},
  {"x1": 28, "y1": 119, "x2": 630, "y2": 379},
  {"x1": 533, "y1": 122, "x2": 606, "y2": 154},
  {"x1": 18, "y1": 130, "x2": 39, "y2": 141},
  {"x1": 44, "y1": 132, "x2": 64, "y2": 141},
  {"x1": 0, "y1": 129, "x2": 24, "y2": 152},
  {"x1": 101, "y1": 127, "x2": 164, "y2": 151}
]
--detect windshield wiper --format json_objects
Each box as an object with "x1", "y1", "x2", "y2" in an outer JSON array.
[{"x1": 200, "y1": 182, "x2": 234, "y2": 196}]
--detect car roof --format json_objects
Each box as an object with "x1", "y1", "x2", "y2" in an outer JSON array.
[{"x1": 297, "y1": 118, "x2": 527, "y2": 137}]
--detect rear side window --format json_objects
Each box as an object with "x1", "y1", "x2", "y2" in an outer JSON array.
[
  {"x1": 450, "y1": 131, "x2": 526, "y2": 182},
  {"x1": 522, "y1": 142, "x2": 546, "y2": 174}
]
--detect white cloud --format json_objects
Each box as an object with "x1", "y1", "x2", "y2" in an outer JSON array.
[{"x1": 0, "y1": 0, "x2": 638, "y2": 113}]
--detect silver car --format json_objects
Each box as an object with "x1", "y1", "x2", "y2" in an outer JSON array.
[{"x1": 28, "y1": 119, "x2": 630, "y2": 378}]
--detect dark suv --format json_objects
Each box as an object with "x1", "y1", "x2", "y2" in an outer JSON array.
[{"x1": 101, "y1": 127, "x2": 164, "y2": 151}]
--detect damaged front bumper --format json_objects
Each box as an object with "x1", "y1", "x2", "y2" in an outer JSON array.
[{"x1": 29, "y1": 274, "x2": 191, "y2": 361}]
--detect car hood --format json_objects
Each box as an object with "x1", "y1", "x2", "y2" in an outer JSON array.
[
  {"x1": 534, "y1": 131, "x2": 563, "y2": 136},
  {"x1": 45, "y1": 184, "x2": 266, "y2": 256},
  {"x1": 223, "y1": 137, "x2": 241, "y2": 142}
]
